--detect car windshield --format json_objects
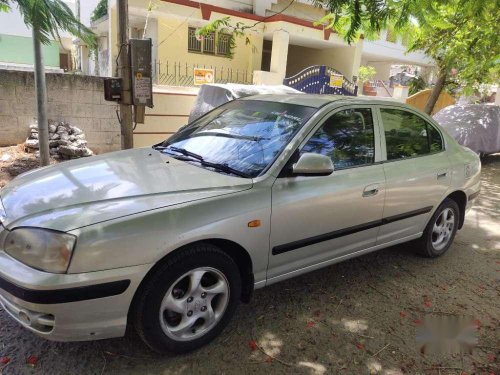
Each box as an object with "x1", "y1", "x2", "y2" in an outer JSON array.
[{"x1": 155, "y1": 100, "x2": 317, "y2": 178}]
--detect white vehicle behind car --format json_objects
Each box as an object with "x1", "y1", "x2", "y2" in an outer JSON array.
[
  {"x1": 433, "y1": 104, "x2": 500, "y2": 156},
  {"x1": 0, "y1": 95, "x2": 480, "y2": 353}
]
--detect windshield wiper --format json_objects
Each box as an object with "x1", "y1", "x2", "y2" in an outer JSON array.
[
  {"x1": 166, "y1": 146, "x2": 204, "y2": 161},
  {"x1": 199, "y1": 160, "x2": 251, "y2": 178},
  {"x1": 156, "y1": 145, "x2": 250, "y2": 178}
]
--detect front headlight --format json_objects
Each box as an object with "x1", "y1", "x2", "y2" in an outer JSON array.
[{"x1": 4, "y1": 228, "x2": 76, "y2": 273}]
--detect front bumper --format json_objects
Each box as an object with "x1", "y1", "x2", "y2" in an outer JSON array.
[{"x1": 0, "y1": 251, "x2": 151, "y2": 341}]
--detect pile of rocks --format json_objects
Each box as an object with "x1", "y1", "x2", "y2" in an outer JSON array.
[{"x1": 25, "y1": 121, "x2": 94, "y2": 159}]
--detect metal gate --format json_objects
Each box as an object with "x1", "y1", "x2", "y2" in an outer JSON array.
[{"x1": 283, "y1": 65, "x2": 358, "y2": 96}]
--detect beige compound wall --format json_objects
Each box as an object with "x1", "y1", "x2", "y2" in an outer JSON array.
[
  {"x1": 0, "y1": 70, "x2": 201, "y2": 153},
  {"x1": 134, "y1": 86, "x2": 199, "y2": 147},
  {"x1": 0, "y1": 70, "x2": 121, "y2": 154}
]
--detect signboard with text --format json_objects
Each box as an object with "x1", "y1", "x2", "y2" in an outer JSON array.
[
  {"x1": 329, "y1": 74, "x2": 344, "y2": 88},
  {"x1": 194, "y1": 68, "x2": 215, "y2": 85}
]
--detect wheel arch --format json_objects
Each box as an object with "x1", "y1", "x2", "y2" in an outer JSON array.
[
  {"x1": 445, "y1": 190, "x2": 467, "y2": 229},
  {"x1": 128, "y1": 239, "x2": 254, "y2": 321}
]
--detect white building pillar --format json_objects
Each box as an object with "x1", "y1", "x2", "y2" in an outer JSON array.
[
  {"x1": 351, "y1": 38, "x2": 364, "y2": 81},
  {"x1": 393, "y1": 85, "x2": 409, "y2": 102},
  {"x1": 270, "y1": 29, "x2": 289, "y2": 81}
]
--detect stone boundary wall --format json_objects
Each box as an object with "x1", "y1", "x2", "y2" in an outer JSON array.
[{"x1": 0, "y1": 70, "x2": 121, "y2": 154}]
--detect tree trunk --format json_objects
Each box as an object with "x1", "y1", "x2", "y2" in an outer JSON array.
[
  {"x1": 117, "y1": 0, "x2": 134, "y2": 149},
  {"x1": 424, "y1": 70, "x2": 447, "y2": 115},
  {"x1": 32, "y1": 26, "x2": 50, "y2": 166}
]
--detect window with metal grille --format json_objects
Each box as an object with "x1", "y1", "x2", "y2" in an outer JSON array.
[
  {"x1": 188, "y1": 27, "x2": 201, "y2": 52},
  {"x1": 188, "y1": 28, "x2": 232, "y2": 57},
  {"x1": 203, "y1": 32, "x2": 215, "y2": 54},
  {"x1": 217, "y1": 33, "x2": 231, "y2": 56}
]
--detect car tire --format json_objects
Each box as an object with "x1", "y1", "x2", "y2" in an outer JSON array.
[
  {"x1": 132, "y1": 243, "x2": 242, "y2": 354},
  {"x1": 416, "y1": 198, "x2": 460, "y2": 258}
]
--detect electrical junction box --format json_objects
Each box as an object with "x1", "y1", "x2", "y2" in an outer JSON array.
[
  {"x1": 129, "y1": 38, "x2": 154, "y2": 108},
  {"x1": 103, "y1": 78, "x2": 122, "y2": 101}
]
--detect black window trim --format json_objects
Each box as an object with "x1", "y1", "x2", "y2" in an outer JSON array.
[{"x1": 376, "y1": 105, "x2": 446, "y2": 164}]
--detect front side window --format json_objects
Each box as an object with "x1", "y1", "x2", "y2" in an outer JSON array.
[
  {"x1": 301, "y1": 108, "x2": 375, "y2": 170},
  {"x1": 381, "y1": 108, "x2": 443, "y2": 160},
  {"x1": 157, "y1": 100, "x2": 317, "y2": 178}
]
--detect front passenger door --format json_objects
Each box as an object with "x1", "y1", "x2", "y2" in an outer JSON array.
[{"x1": 267, "y1": 107, "x2": 386, "y2": 282}]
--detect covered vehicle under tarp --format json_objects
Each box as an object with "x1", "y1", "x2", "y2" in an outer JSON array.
[
  {"x1": 433, "y1": 104, "x2": 500, "y2": 155},
  {"x1": 188, "y1": 84, "x2": 301, "y2": 123}
]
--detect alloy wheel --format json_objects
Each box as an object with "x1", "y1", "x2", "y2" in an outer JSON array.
[
  {"x1": 159, "y1": 267, "x2": 230, "y2": 342},
  {"x1": 431, "y1": 208, "x2": 455, "y2": 251}
]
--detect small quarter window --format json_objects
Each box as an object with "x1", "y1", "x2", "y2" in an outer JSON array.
[
  {"x1": 380, "y1": 108, "x2": 443, "y2": 160},
  {"x1": 301, "y1": 108, "x2": 375, "y2": 169}
]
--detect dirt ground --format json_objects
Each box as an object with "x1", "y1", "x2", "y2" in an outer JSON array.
[
  {"x1": 0, "y1": 148, "x2": 498, "y2": 375},
  {"x1": 0, "y1": 146, "x2": 59, "y2": 188}
]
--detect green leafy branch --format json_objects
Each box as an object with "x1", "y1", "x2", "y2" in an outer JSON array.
[{"x1": 90, "y1": 0, "x2": 107, "y2": 23}]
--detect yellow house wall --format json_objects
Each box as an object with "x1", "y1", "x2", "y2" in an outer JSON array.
[
  {"x1": 264, "y1": 21, "x2": 329, "y2": 44},
  {"x1": 269, "y1": 0, "x2": 326, "y2": 20},
  {"x1": 152, "y1": 8, "x2": 263, "y2": 76},
  {"x1": 109, "y1": 7, "x2": 118, "y2": 76},
  {"x1": 110, "y1": 0, "x2": 264, "y2": 79}
]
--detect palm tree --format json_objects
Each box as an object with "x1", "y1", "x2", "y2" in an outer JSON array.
[{"x1": 1, "y1": 0, "x2": 96, "y2": 166}]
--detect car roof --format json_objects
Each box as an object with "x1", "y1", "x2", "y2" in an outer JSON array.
[{"x1": 241, "y1": 94, "x2": 407, "y2": 109}]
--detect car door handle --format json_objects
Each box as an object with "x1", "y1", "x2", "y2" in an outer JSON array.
[
  {"x1": 362, "y1": 184, "x2": 379, "y2": 197},
  {"x1": 437, "y1": 171, "x2": 448, "y2": 179}
]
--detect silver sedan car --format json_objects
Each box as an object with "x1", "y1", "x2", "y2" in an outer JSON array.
[{"x1": 0, "y1": 95, "x2": 481, "y2": 353}]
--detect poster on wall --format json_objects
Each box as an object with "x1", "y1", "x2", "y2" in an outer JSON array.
[
  {"x1": 134, "y1": 73, "x2": 152, "y2": 104},
  {"x1": 194, "y1": 68, "x2": 215, "y2": 85},
  {"x1": 329, "y1": 74, "x2": 344, "y2": 88}
]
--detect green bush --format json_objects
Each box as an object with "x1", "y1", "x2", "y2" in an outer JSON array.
[
  {"x1": 91, "y1": 0, "x2": 107, "y2": 23},
  {"x1": 358, "y1": 66, "x2": 377, "y2": 84}
]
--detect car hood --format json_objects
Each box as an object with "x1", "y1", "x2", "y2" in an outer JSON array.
[{"x1": 0, "y1": 148, "x2": 252, "y2": 231}]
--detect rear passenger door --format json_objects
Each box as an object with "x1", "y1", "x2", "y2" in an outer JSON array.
[{"x1": 376, "y1": 106, "x2": 451, "y2": 245}]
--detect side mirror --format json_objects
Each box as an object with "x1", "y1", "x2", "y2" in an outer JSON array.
[{"x1": 292, "y1": 153, "x2": 334, "y2": 176}]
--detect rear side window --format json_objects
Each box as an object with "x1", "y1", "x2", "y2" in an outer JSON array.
[
  {"x1": 380, "y1": 108, "x2": 443, "y2": 160},
  {"x1": 301, "y1": 108, "x2": 375, "y2": 169}
]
